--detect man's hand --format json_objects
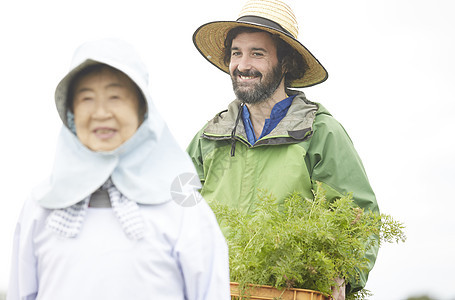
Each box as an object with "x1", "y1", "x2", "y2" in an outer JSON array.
[{"x1": 331, "y1": 277, "x2": 345, "y2": 300}]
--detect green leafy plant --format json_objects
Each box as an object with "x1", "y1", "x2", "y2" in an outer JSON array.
[{"x1": 209, "y1": 183, "x2": 406, "y2": 299}]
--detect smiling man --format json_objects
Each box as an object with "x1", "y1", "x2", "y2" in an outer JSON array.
[
  {"x1": 187, "y1": 0, "x2": 380, "y2": 299},
  {"x1": 229, "y1": 31, "x2": 283, "y2": 104}
]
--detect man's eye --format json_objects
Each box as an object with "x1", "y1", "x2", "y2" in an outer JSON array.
[
  {"x1": 252, "y1": 52, "x2": 264, "y2": 57},
  {"x1": 231, "y1": 51, "x2": 241, "y2": 57}
]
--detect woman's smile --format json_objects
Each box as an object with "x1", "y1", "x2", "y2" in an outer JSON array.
[{"x1": 93, "y1": 127, "x2": 118, "y2": 140}]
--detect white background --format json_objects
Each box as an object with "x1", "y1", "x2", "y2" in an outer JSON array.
[{"x1": 1, "y1": 0, "x2": 454, "y2": 299}]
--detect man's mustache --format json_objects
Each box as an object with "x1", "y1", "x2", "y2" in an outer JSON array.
[{"x1": 233, "y1": 69, "x2": 262, "y2": 78}]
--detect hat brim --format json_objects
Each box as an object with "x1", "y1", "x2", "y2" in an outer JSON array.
[
  {"x1": 55, "y1": 60, "x2": 102, "y2": 126},
  {"x1": 193, "y1": 20, "x2": 328, "y2": 88}
]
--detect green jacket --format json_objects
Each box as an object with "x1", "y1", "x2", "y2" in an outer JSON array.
[{"x1": 187, "y1": 90, "x2": 379, "y2": 293}]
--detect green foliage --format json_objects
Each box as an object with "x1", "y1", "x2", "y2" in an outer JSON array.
[{"x1": 210, "y1": 183, "x2": 406, "y2": 299}]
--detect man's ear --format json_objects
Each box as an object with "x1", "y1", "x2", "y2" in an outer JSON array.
[
  {"x1": 281, "y1": 66, "x2": 288, "y2": 82},
  {"x1": 281, "y1": 58, "x2": 289, "y2": 74}
]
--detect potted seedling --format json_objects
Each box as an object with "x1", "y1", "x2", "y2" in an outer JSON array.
[{"x1": 210, "y1": 183, "x2": 406, "y2": 300}]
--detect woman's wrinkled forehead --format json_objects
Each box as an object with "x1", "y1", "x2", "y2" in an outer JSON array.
[
  {"x1": 66, "y1": 64, "x2": 146, "y2": 115},
  {"x1": 68, "y1": 64, "x2": 129, "y2": 106}
]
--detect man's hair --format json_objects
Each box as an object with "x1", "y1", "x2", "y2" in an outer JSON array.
[
  {"x1": 223, "y1": 26, "x2": 308, "y2": 87},
  {"x1": 67, "y1": 64, "x2": 147, "y2": 117}
]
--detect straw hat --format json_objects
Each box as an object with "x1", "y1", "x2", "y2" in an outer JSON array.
[{"x1": 193, "y1": 0, "x2": 328, "y2": 88}]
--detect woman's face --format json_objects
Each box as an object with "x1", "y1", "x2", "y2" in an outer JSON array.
[{"x1": 72, "y1": 67, "x2": 141, "y2": 152}]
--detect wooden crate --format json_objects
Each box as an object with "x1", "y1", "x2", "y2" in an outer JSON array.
[{"x1": 230, "y1": 282, "x2": 330, "y2": 300}]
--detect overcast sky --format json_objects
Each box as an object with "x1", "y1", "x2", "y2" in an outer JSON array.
[{"x1": 1, "y1": 0, "x2": 454, "y2": 299}]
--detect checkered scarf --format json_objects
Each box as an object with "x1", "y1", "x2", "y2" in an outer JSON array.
[{"x1": 46, "y1": 179, "x2": 145, "y2": 240}]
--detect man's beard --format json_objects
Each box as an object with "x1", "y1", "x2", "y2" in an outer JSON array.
[{"x1": 231, "y1": 64, "x2": 284, "y2": 105}]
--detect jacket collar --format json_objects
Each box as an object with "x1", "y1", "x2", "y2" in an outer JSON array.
[{"x1": 203, "y1": 90, "x2": 319, "y2": 146}]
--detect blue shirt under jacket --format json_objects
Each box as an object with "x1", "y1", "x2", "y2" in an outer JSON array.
[{"x1": 242, "y1": 95, "x2": 296, "y2": 145}]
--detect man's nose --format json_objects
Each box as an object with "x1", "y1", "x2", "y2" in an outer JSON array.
[{"x1": 237, "y1": 56, "x2": 253, "y2": 72}]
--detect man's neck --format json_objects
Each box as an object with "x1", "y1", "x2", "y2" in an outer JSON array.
[{"x1": 244, "y1": 86, "x2": 287, "y2": 139}]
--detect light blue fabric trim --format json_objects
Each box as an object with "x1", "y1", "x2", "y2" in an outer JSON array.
[{"x1": 66, "y1": 111, "x2": 76, "y2": 134}]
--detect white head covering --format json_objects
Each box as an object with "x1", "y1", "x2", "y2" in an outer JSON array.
[{"x1": 34, "y1": 38, "x2": 198, "y2": 209}]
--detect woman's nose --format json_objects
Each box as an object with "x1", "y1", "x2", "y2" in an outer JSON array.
[{"x1": 92, "y1": 100, "x2": 112, "y2": 119}]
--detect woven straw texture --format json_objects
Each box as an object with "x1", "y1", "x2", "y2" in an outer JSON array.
[
  {"x1": 193, "y1": 0, "x2": 328, "y2": 88},
  {"x1": 239, "y1": 0, "x2": 298, "y2": 38}
]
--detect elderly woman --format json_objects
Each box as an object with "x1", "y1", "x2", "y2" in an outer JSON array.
[{"x1": 7, "y1": 39, "x2": 230, "y2": 300}]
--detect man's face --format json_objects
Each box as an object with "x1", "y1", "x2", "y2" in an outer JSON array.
[
  {"x1": 228, "y1": 31, "x2": 284, "y2": 104},
  {"x1": 72, "y1": 67, "x2": 141, "y2": 152}
]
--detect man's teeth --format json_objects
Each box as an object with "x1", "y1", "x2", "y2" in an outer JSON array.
[{"x1": 240, "y1": 75, "x2": 254, "y2": 79}]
